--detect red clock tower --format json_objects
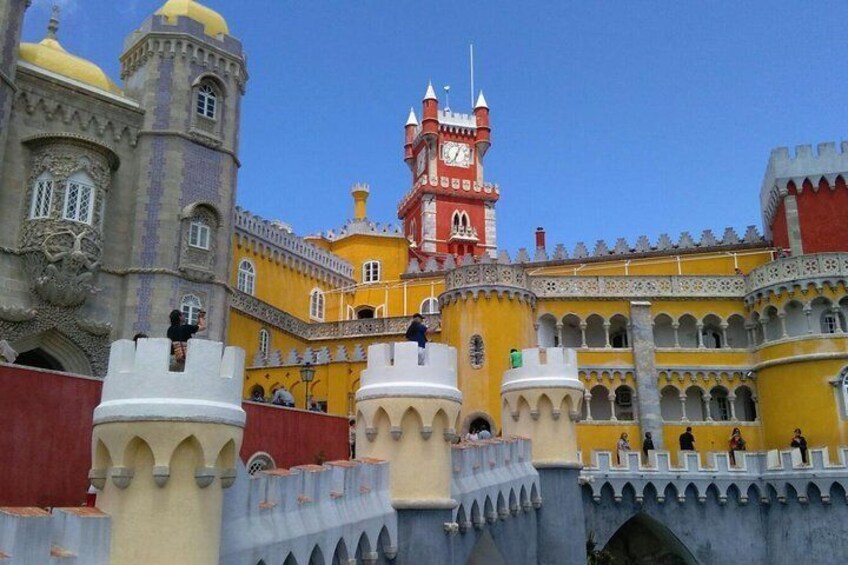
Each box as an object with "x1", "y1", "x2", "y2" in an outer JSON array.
[{"x1": 397, "y1": 83, "x2": 499, "y2": 258}]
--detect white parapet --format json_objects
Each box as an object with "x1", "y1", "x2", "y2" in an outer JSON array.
[
  {"x1": 93, "y1": 338, "x2": 246, "y2": 427},
  {"x1": 501, "y1": 347, "x2": 583, "y2": 394},
  {"x1": 356, "y1": 342, "x2": 461, "y2": 403}
]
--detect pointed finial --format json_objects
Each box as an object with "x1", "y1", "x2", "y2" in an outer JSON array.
[
  {"x1": 47, "y1": 4, "x2": 60, "y2": 39},
  {"x1": 475, "y1": 90, "x2": 489, "y2": 109},
  {"x1": 423, "y1": 81, "x2": 437, "y2": 101},
  {"x1": 406, "y1": 107, "x2": 419, "y2": 126}
]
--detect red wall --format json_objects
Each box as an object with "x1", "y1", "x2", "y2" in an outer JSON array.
[
  {"x1": 0, "y1": 364, "x2": 349, "y2": 507},
  {"x1": 770, "y1": 199, "x2": 789, "y2": 250},
  {"x1": 241, "y1": 402, "x2": 349, "y2": 469},
  {"x1": 795, "y1": 178, "x2": 848, "y2": 253},
  {"x1": 0, "y1": 365, "x2": 102, "y2": 508}
]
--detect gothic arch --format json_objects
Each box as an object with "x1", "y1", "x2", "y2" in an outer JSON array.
[
  {"x1": 604, "y1": 513, "x2": 699, "y2": 565},
  {"x1": 11, "y1": 328, "x2": 92, "y2": 375}
]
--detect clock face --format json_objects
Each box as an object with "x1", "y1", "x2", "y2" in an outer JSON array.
[
  {"x1": 416, "y1": 149, "x2": 427, "y2": 176},
  {"x1": 441, "y1": 141, "x2": 472, "y2": 168}
]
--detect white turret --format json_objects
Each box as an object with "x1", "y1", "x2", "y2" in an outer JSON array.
[
  {"x1": 501, "y1": 348, "x2": 584, "y2": 466},
  {"x1": 356, "y1": 342, "x2": 461, "y2": 508},
  {"x1": 90, "y1": 338, "x2": 245, "y2": 565}
]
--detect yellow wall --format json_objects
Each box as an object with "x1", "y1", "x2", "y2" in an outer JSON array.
[{"x1": 440, "y1": 295, "x2": 535, "y2": 430}]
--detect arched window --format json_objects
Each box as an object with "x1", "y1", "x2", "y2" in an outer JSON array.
[
  {"x1": 420, "y1": 297, "x2": 439, "y2": 315},
  {"x1": 258, "y1": 328, "x2": 270, "y2": 357},
  {"x1": 30, "y1": 172, "x2": 54, "y2": 219},
  {"x1": 821, "y1": 310, "x2": 845, "y2": 334},
  {"x1": 710, "y1": 387, "x2": 731, "y2": 421},
  {"x1": 362, "y1": 260, "x2": 381, "y2": 283},
  {"x1": 614, "y1": 386, "x2": 634, "y2": 421},
  {"x1": 246, "y1": 452, "x2": 275, "y2": 476},
  {"x1": 189, "y1": 217, "x2": 211, "y2": 250},
  {"x1": 180, "y1": 294, "x2": 203, "y2": 325},
  {"x1": 63, "y1": 171, "x2": 95, "y2": 224},
  {"x1": 469, "y1": 335, "x2": 485, "y2": 369},
  {"x1": 197, "y1": 83, "x2": 218, "y2": 119},
  {"x1": 237, "y1": 259, "x2": 255, "y2": 295},
  {"x1": 356, "y1": 306, "x2": 375, "y2": 319},
  {"x1": 310, "y1": 288, "x2": 325, "y2": 321}
]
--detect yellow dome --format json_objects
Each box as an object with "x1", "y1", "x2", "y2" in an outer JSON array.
[
  {"x1": 155, "y1": 0, "x2": 230, "y2": 37},
  {"x1": 19, "y1": 37, "x2": 121, "y2": 95}
]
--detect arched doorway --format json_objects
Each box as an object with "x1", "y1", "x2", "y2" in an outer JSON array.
[
  {"x1": 604, "y1": 513, "x2": 699, "y2": 565},
  {"x1": 15, "y1": 348, "x2": 64, "y2": 371}
]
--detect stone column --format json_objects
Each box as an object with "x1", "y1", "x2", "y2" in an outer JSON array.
[
  {"x1": 608, "y1": 391, "x2": 617, "y2": 421},
  {"x1": 556, "y1": 322, "x2": 564, "y2": 347},
  {"x1": 720, "y1": 323, "x2": 728, "y2": 348},
  {"x1": 832, "y1": 307, "x2": 844, "y2": 333},
  {"x1": 703, "y1": 393, "x2": 713, "y2": 421},
  {"x1": 90, "y1": 339, "x2": 245, "y2": 565},
  {"x1": 778, "y1": 312, "x2": 788, "y2": 339},
  {"x1": 728, "y1": 392, "x2": 738, "y2": 422},
  {"x1": 804, "y1": 307, "x2": 813, "y2": 334},
  {"x1": 501, "y1": 347, "x2": 586, "y2": 565},
  {"x1": 672, "y1": 322, "x2": 680, "y2": 348},
  {"x1": 629, "y1": 301, "x2": 664, "y2": 448},
  {"x1": 583, "y1": 391, "x2": 593, "y2": 421},
  {"x1": 603, "y1": 321, "x2": 612, "y2": 348},
  {"x1": 679, "y1": 392, "x2": 688, "y2": 422},
  {"x1": 579, "y1": 322, "x2": 587, "y2": 348},
  {"x1": 696, "y1": 323, "x2": 705, "y2": 349}
]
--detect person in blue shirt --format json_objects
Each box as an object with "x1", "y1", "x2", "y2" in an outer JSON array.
[{"x1": 405, "y1": 313, "x2": 431, "y2": 364}]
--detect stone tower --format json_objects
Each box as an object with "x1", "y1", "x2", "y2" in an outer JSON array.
[
  {"x1": 500, "y1": 346, "x2": 587, "y2": 565},
  {"x1": 398, "y1": 85, "x2": 499, "y2": 257},
  {"x1": 355, "y1": 341, "x2": 462, "y2": 559},
  {"x1": 118, "y1": 0, "x2": 248, "y2": 340},
  {"x1": 89, "y1": 338, "x2": 245, "y2": 565},
  {"x1": 0, "y1": 0, "x2": 29, "y2": 168}
]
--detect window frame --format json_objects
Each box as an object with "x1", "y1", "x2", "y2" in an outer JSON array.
[
  {"x1": 196, "y1": 83, "x2": 218, "y2": 120},
  {"x1": 362, "y1": 260, "x2": 381, "y2": 284},
  {"x1": 420, "y1": 297, "x2": 440, "y2": 315},
  {"x1": 246, "y1": 452, "x2": 276, "y2": 476},
  {"x1": 258, "y1": 328, "x2": 270, "y2": 357},
  {"x1": 30, "y1": 175, "x2": 54, "y2": 219},
  {"x1": 237, "y1": 259, "x2": 256, "y2": 295},
  {"x1": 189, "y1": 218, "x2": 211, "y2": 250},
  {"x1": 309, "y1": 288, "x2": 325, "y2": 322},
  {"x1": 469, "y1": 334, "x2": 485, "y2": 369},
  {"x1": 180, "y1": 294, "x2": 203, "y2": 326},
  {"x1": 63, "y1": 178, "x2": 95, "y2": 224}
]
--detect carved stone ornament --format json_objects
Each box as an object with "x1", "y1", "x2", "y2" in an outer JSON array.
[{"x1": 19, "y1": 142, "x2": 112, "y2": 307}]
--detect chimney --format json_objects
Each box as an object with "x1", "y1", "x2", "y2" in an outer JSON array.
[{"x1": 535, "y1": 227, "x2": 546, "y2": 251}]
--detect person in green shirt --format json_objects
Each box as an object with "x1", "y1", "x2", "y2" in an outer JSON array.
[{"x1": 509, "y1": 348, "x2": 523, "y2": 368}]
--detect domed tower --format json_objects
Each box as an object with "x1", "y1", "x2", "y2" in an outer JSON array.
[
  {"x1": 118, "y1": 0, "x2": 248, "y2": 340},
  {"x1": 0, "y1": 0, "x2": 31, "y2": 168},
  {"x1": 89, "y1": 338, "x2": 245, "y2": 565},
  {"x1": 439, "y1": 262, "x2": 536, "y2": 433},
  {"x1": 398, "y1": 85, "x2": 499, "y2": 258}
]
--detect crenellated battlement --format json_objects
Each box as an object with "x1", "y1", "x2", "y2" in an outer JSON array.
[
  {"x1": 94, "y1": 338, "x2": 246, "y2": 427},
  {"x1": 355, "y1": 342, "x2": 461, "y2": 403},
  {"x1": 502, "y1": 348, "x2": 582, "y2": 395},
  {"x1": 220, "y1": 459, "x2": 397, "y2": 564},
  {"x1": 582, "y1": 448, "x2": 848, "y2": 505},
  {"x1": 761, "y1": 141, "x2": 848, "y2": 230},
  {"x1": 0, "y1": 507, "x2": 111, "y2": 565},
  {"x1": 451, "y1": 438, "x2": 541, "y2": 530}
]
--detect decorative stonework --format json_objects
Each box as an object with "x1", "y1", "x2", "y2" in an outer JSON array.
[
  {"x1": 530, "y1": 275, "x2": 745, "y2": 299},
  {"x1": 230, "y1": 291, "x2": 440, "y2": 341},
  {"x1": 234, "y1": 207, "x2": 354, "y2": 284},
  {"x1": 745, "y1": 253, "x2": 848, "y2": 303},
  {"x1": 18, "y1": 140, "x2": 115, "y2": 307}
]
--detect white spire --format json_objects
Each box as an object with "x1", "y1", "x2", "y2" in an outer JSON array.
[
  {"x1": 474, "y1": 90, "x2": 489, "y2": 109},
  {"x1": 406, "y1": 107, "x2": 419, "y2": 126},
  {"x1": 423, "y1": 81, "x2": 438, "y2": 101}
]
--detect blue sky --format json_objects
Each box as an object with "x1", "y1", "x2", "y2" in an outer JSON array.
[{"x1": 22, "y1": 1, "x2": 848, "y2": 254}]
